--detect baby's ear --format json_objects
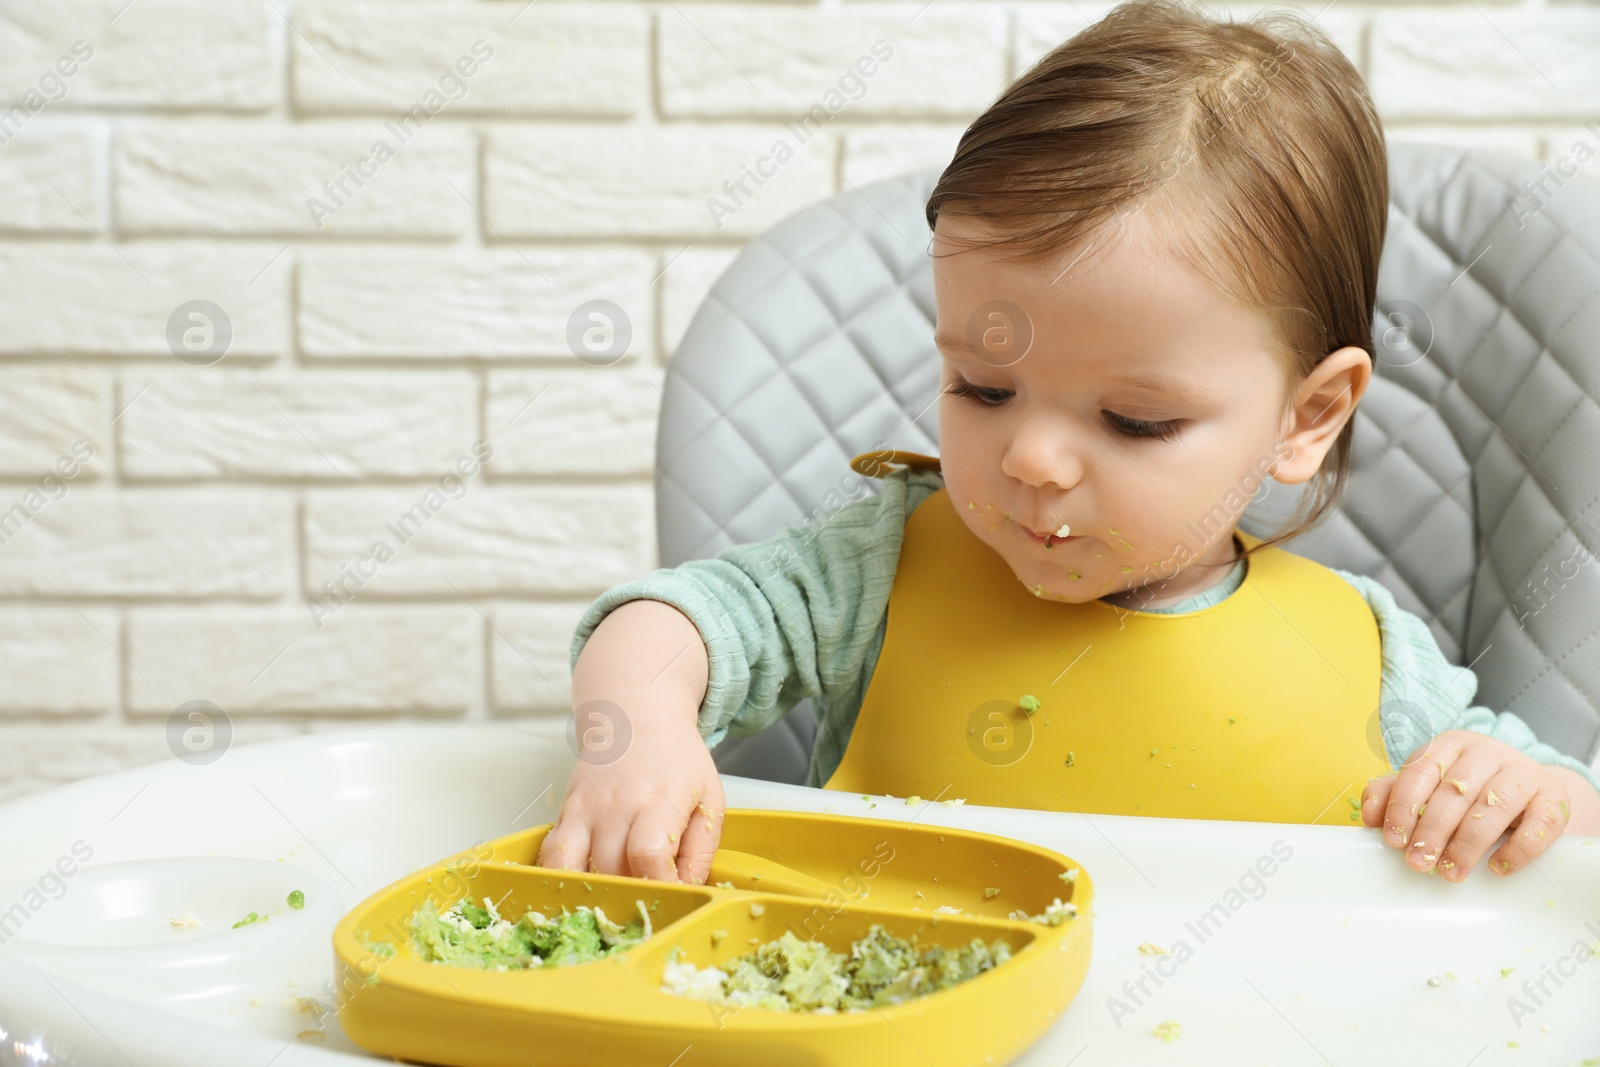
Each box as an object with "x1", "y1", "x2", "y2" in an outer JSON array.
[{"x1": 1271, "y1": 345, "x2": 1371, "y2": 484}]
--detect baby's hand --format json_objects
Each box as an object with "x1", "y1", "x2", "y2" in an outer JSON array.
[
  {"x1": 536, "y1": 708, "x2": 725, "y2": 884},
  {"x1": 1359, "y1": 730, "x2": 1572, "y2": 881}
]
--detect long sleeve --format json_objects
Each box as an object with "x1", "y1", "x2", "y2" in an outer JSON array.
[
  {"x1": 569, "y1": 468, "x2": 947, "y2": 749},
  {"x1": 1332, "y1": 568, "x2": 1600, "y2": 797}
]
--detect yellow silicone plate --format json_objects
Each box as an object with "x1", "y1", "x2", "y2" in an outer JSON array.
[{"x1": 332, "y1": 809, "x2": 1093, "y2": 1067}]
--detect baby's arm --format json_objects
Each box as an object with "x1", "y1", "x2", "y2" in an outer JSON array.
[
  {"x1": 539, "y1": 465, "x2": 943, "y2": 882},
  {"x1": 1337, "y1": 569, "x2": 1600, "y2": 880},
  {"x1": 539, "y1": 597, "x2": 722, "y2": 883}
]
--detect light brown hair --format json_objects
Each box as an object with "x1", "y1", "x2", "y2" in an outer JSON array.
[{"x1": 925, "y1": 0, "x2": 1388, "y2": 558}]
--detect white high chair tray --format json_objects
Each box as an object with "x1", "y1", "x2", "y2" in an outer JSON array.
[{"x1": 0, "y1": 725, "x2": 1595, "y2": 1066}]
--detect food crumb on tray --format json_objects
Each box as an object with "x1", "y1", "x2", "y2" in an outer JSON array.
[{"x1": 287, "y1": 996, "x2": 329, "y2": 1016}]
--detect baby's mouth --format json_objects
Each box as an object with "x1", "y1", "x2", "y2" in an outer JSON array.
[{"x1": 1007, "y1": 516, "x2": 1082, "y2": 545}]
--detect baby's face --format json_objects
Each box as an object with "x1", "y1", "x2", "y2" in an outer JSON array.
[{"x1": 931, "y1": 210, "x2": 1295, "y2": 608}]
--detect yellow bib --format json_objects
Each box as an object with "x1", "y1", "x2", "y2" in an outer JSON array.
[{"x1": 822, "y1": 451, "x2": 1392, "y2": 824}]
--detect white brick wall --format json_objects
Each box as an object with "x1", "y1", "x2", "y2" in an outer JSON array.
[{"x1": 0, "y1": 0, "x2": 1596, "y2": 802}]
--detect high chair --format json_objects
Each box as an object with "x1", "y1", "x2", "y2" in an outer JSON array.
[{"x1": 661, "y1": 142, "x2": 1600, "y2": 786}]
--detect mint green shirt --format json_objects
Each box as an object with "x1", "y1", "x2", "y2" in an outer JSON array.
[{"x1": 571, "y1": 467, "x2": 1600, "y2": 798}]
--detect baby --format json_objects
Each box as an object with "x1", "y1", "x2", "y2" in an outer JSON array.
[{"x1": 540, "y1": 0, "x2": 1600, "y2": 886}]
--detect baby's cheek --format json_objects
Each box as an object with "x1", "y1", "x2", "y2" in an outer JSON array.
[{"x1": 953, "y1": 493, "x2": 1003, "y2": 536}]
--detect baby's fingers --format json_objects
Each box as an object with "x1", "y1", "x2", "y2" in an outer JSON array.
[
  {"x1": 1406, "y1": 750, "x2": 1505, "y2": 878},
  {"x1": 1376, "y1": 733, "x2": 1462, "y2": 850},
  {"x1": 1359, "y1": 772, "x2": 1398, "y2": 828},
  {"x1": 625, "y1": 801, "x2": 687, "y2": 882},
  {"x1": 1486, "y1": 781, "x2": 1570, "y2": 877},
  {"x1": 676, "y1": 784, "x2": 726, "y2": 887},
  {"x1": 537, "y1": 813, "x2": 592, "y2": 873}
]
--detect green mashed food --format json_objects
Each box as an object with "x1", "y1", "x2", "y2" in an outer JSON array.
[
  {"x1": 661, "y1": 925, "x2": 1014, "y2": 1013},
  {"x1": 411, "y1": 895, "x2": 652, "y2": 971}
]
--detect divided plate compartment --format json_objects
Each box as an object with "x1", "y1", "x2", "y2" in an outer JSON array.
[{"x1": 333, "y1": 809, "x2": 1093, "y2": 1067}]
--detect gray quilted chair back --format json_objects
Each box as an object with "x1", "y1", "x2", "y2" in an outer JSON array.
[{"x1": 659, "y1": 141, "x2": 1600, "y2": 785}]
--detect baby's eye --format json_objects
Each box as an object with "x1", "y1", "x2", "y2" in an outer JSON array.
[
  {"x1": 943, "y1": 378, "x2": 1013, "y2": 406},
  {"x1": 1104, "y1": 410, "x2": 1185, "y2": 442}
]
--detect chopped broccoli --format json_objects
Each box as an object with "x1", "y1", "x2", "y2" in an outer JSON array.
[
  {"x1": 1007, "y1": 897, "x2": 1078, "y2": 926},
  {"x1": 1018, "y1": 694, "x2": 1040, "y2": 715},
  {"x1": 662, "y1": 925, "x2": 1014, "y2": 1012},
  {"x1": 543, "y1": 911, "x2": 604, "y2": 967},
  {"x1": 410, "y1": 895, "x2": 652, "y2": 971}
]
